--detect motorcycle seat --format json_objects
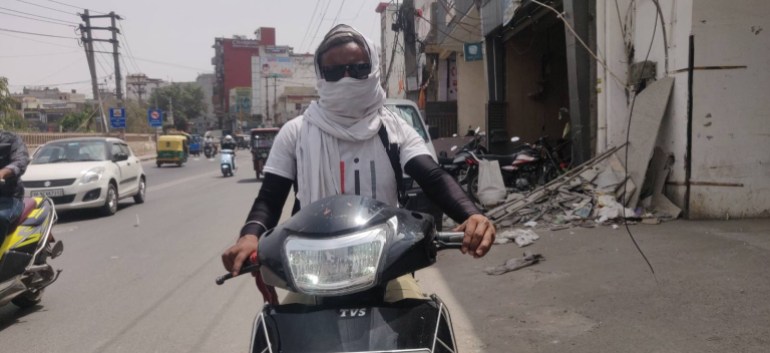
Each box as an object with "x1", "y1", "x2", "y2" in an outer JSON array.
[{"x1": 11, "y1": 198, "x2": 38, "y2": 229}]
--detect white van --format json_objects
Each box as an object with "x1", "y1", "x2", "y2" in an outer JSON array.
[{"x1": 384, "y1": 99, "x2": 436, "y2": 159}]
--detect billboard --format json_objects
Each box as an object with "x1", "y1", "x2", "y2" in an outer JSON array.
[
  {"x1": 261, "y1": 57, "x2": 293, "y2": 78},
  {"x1": 229, "y1": 87, "x2": 252, "y2": 113}
]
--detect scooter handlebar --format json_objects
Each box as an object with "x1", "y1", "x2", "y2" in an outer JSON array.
[
  {"x1": 435, "y1": 232, "x2": 465, "y2": 250},
  {"x1": 215, "y1": 251, "x2": 259, "y2": 285}
]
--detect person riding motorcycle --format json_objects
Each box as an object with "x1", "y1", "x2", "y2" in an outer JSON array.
[
  {"x1": 221, "y1": 135, "x2": 237, "y2": 170},
  {"x1": 222, "y1": 24, "x2": 496, "y2": 304},
  {"x1": 0, "y1": 130, "x2": 30, "y2": 245}
]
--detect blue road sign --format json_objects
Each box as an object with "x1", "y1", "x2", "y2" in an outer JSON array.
[
  {"x1": 109, "y1": 108, "x2": 126, "y2": 129},
  {"x1": 147, "y1": 109, "x2": 163, "y2": 127}
]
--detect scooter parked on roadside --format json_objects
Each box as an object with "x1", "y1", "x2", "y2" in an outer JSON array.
[
  {"x1": 220, "y1": 149, "x2": 236, "y2": 177},
  {"x1": 0, "y1": 196, "x2": 63, "y2": 309},
  {"x1": 217, "y1": 194, "x2": 464, "y2": 353}
]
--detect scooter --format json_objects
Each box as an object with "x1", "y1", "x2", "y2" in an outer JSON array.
[
  {"x1": 0, "y1": 196, "x2": 63, "y2": 308},
  {"x1": 217, "y1": 194, "x2": 464, "y2": 353},
  {"x1": 220, "y1": 149, "x2": 235, "y2": 177}
]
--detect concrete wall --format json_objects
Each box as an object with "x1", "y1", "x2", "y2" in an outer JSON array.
[
  {"x1": 456, "y1": 51, "x2": 487, "y2": 134},
  {"x1": 688, "y1": 0, "x2": 770, "y2": 218},
  {"x1": 598, "y1": 0, "x2": 770, "y2": 218}
]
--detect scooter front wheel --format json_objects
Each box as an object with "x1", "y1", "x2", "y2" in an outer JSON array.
[{"x1": 12, "y1": 289, "x2": 43, "y2": 308}]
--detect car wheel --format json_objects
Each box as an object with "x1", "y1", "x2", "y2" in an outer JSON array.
[
  {"x1": 100, "y1": 184, "x2": 118, "y2": 216},
  {"x1": 133, "y1": 177, "x2": 146, "y2": 204}
]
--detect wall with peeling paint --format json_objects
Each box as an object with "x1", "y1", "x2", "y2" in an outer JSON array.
[
  {"x1": 687, "y1": 0, "x2": 770, "y2": 218},
  {"x1": 598, "y1": 0, "x2": 769, "y2": 218}
]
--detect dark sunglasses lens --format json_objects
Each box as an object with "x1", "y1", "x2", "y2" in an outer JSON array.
[
  {"x1": 349, "y1": 63, "x2": 371, "y2": 79},
  {"x1": 323, "y1": 66, "x2": 347, "y2": 82}
]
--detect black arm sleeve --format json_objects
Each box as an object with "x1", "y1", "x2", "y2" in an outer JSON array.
[
  {"x1": 404, "y1": 154, "x2": 482, "y2": 223},
  {"x1": 240, "y1": 172, "x2": 293, "y2": 237}
]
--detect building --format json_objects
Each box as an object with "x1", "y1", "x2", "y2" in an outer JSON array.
[
  {"x1": 125, "y1": 74, "x2": 168, "y2": 104},
  {"x1": 251, "y1": 51, "x2": 316, "y2": 126},
  {"x1": 13, "y1": 88, "x2": 86, "y2": 131},
  {"x1": 212, "y1": 28, "x2": 276, "y2": 130},
  {"x1": 195, "y1": 73, "x2": 216, "y2": 132}
]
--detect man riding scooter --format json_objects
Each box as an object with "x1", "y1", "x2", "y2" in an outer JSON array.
[
  {"x1": 0, "y1": 130, "x2": 29, "y2": 245},
  {"x1": 221, "y1": 135, "x2": 237, "y2": 171}
]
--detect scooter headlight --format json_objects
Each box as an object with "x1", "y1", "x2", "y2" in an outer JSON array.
[{"x1": 285, "y1": 223, "x2": 390, "y2": 296}]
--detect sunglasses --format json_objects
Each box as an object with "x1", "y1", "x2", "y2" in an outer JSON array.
[{"x1": 321, "y1": 63, "x2": 372, "y2": 82}]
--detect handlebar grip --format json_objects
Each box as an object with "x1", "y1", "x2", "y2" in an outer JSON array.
[
  {"x1": 215, "y1": 251, "x2": 260, "y2": 286},
  {"x1": 436, "y1": 232, "x2": 465, "y2": 250}
]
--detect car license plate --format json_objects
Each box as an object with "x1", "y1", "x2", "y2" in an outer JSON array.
[{"x1": 30, "y1": 189, "x2": 64, "y2": 197}]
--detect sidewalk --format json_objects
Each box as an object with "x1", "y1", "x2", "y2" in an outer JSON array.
[{"x1": 427, "y1": 219, "x2": 770, "y2": 353}]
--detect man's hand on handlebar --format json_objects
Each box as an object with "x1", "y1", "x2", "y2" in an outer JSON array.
[
  {"x1": 221, "y1": 234, "x2": 259, "y2": 277},
  {"x1": 453, "y1": 214, "x2": 496, "y2": 258}
]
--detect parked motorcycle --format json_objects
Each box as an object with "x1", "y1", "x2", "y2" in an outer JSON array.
[
  {"x1": 220, "y1": 149, "x2": 236, "y2": 177},
  {"x1": 0, "y1": 196, "x2": 63, "y2": 308},
  {"x1": 217, "y1": 194, "x2": 464, "y2": 353},
  {"x1": 464, "y1": 136, "x2": 564, "y2": 200}
]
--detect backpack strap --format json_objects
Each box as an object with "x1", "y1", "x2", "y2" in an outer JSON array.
[{"x1": 378, "y1": 124, "x2": 408, "y2": 206}]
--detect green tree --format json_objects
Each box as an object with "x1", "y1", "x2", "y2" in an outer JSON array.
[
  {"x1": 124, "y1": 100, "x2": 153, "y2": 133},
  {"x1": 148, "y1": 83, "x2": 205, "y2": 132},
  {"x1": 60, "y1": 106, "x2": 96, "y2": 132},
  {"x1": 0, "y1": 77, "x2": 28, "y2": 131}
]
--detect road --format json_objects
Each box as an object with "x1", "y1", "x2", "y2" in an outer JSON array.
[
  {"x1": 2, "y1": 154, "x2": 769, "y2": 353},
  {"x1": 0, "y1": 155, "x2": 484, "y2": 353}
]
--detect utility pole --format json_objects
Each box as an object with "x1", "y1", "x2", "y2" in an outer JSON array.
[
  {"x1": 402, "y1": 0, "x2": 418, "y2": 102},
  {"x1": 168, "y1": 97, "x2": 174, "y2": 126},
  {"x1": 80, "y1": 10, "x2": 124, "y2": 133},
  {"x1": 273, "y1": 76, "x2": 277, "y2": 125},
  {"x1": 265, "y1": 77, "x2": 270, "y2": 125},
  {"x1": 109, "y1": 12, "x2": 123, "y2": 101}
]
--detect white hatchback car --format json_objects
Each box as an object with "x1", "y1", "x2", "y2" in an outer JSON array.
[{"x1": 24, "y1": 137, "x2": 146, "y2": 216}]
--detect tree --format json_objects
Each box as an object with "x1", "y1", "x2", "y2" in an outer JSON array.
[
  {"x1": 148, "y1": 84, "x2": 206, "y2": 132},
  {"x1": 60, "y1": 109, "x2": 95, "y2": 132},
  {"x1": 0, "y1": 77, "x2": 28, "y2": 131}
]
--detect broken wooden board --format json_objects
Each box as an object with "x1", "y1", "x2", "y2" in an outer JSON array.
[{"x1": 617, "y1": 77, "x2": 675, "y2": 208}]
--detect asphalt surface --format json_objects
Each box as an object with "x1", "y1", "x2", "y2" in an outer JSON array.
[{"x1": 1, "y1": 153, "x2": 769, "y2": 352}]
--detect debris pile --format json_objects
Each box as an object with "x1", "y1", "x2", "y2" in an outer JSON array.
[{"x1": 485, "y1": 78, "x2": 680, "y2": 232}]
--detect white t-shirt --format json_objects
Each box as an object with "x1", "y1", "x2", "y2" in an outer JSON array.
[{"x1": 264, "y1": 114, "x2": 431, "y2": 207}]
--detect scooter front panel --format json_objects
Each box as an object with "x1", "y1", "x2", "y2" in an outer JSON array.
[{"x1": 251, "y1": 299, "x2": 456, "y2": 353}]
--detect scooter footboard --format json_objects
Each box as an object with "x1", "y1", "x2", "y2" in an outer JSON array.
[{"x1": 250, "y1": 298, "x2": 457, "y2": 353}]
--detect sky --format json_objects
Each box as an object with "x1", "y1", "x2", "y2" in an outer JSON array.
[{"x1": 0, "y1": 0, "x2": 388, "y2": 97}]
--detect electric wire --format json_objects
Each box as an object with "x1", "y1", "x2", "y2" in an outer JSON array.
[
  {"x1": 621, "y1": 7, "x2": 659, "y2": 281},
  {"x1": 527, "y1": 0, "x2": 657, "y2": 279},
  {"x1": 15, "y1": 0, "x2": 76, "y2": 16},
  {"x1": 117, "y1": 20, "x2": 143, "y2": 73},
  {"x1": 0, "y1": 30, "x2": 77, "y2": 48},
  {"x1": 46, "y1": 0, "x2": 106, "y2": 14},
  {"x1": 305, "y1": 0, "x2": 334, "y2": 52},
  {"x1": 298, "y1": 0, "x2": 322, "y2": 53},
  {"x1": 0, "y1": 5, "x2": 78, "y2": 24},
  {"x1": 650, "y1": 0, "x2": 669, "y2": 74},
  {"x1": 0, "y1": 50, "x2": 79, "y2": 58},
  {"x1": 0, "y1": 10, "x2": 76, "y2": 27},
  {"x1": 0, "y1": 27, "x2": 78, "y2": 39},
  {"x1": 330, "y1": 0, "x2": 347, "y2": 27},
  {"x1": 528, "y1": 0, "x2": 625, "y2": 87}
]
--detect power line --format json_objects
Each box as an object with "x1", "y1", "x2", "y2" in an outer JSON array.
[
  {"x1": 0, "y1": 5, "x2": 78, "y2": 24},
  {"x1": 47, "y1": 0, "x2": 106, "y2": 14},
  {"x1": 306, "y1": 0, "x2": 334, "y2": 52},
  {"x1": 15, "y1": 0, "x2": 76, "y2": 16},
  {"x1": 0, "y1": 27, "x2": 78, "y2": 39},
  {"x1": 0, "y1": 50, "x2": 79, "y2": 58},
  {"x1": 298, "y1": 0, "x2": 322, "y2": 53},
  {"x1": 0, "y1": 30, "x2": 77, "y2": 48},
  {"x1": 117, "y1": 20, "x2": 142, "y2": 73},
  {"x1": 10, "y1": 76, "x2": 109, "y2": 87},
  {"x1": 330, "y1": 0, "x2": 347, "y2": 27},
  {"x1": 130, "y1": 56, "x2": 210, "y2": 72},
  {"x1": 30, "y1": 56, "x2": 83, "y2": 85},
  {"x1": 0, "y1": 10, "x2": 77, "y2": 27}
]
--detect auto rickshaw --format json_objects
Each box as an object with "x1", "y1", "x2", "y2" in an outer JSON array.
[
  {"x1": 189, "y1": 134, "x2": 202, "y2": 156},
  {"x1": 156, "y1": 135, "x2": 189, "y2": 167},
  {"x1": 250, "y1": 127, "x2": 280, "y2": 180}
]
